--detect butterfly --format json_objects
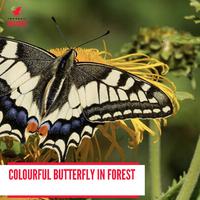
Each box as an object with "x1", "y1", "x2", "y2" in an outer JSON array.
[{"x1": 0, "y1": 37, "x2": 173, "y2": 161}]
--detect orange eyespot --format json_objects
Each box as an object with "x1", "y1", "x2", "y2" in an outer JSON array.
[
  {"x1": 38, "y1": 124, "x2": 49, "y2": 137},
  {"x1": 26, "y1": 121, "x2": 38, "y2": 133}
]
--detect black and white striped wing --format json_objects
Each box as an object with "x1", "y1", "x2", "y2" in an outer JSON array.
[
  {"x1": 38, "y1": 76, "x2": 99, "y2": 161},
  {"x1": 41, "y1": 61, "x2": 174, "y2": 161},
  {"x1": 0, "y1": 37, "x2": 55, "y2": 142},
  {"x1": 39, "y1": 116, "x2": 98, "y2": 162},
  {"x1": 72, "y1": 62, "x2": 173, "y2": 122},
  {"x1": 0, "y1": 37, "x2": 55, "y2": 96},
  {"x1": 0, "y1": 37, "x2": 174, "y2": 162}
]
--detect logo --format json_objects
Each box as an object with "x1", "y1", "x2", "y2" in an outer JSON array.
[
  {"x1": 0, "y1": 0, "x2": 28, "y2": 27},
  {"x1": 12, "y1": 6, "x2": 22, "y2": 16}
]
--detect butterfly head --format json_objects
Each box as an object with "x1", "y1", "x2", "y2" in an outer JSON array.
[
  {"x1": 55, "y1": 48, "x2": 77, "y2": 72},
  {"x1": 63, "y1": 48, "x2": 77, "y2": 60}
]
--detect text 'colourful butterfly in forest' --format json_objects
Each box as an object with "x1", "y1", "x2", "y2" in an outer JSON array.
[{"x1": 0, "y1": 33, "x2": 174, "y2": 161}]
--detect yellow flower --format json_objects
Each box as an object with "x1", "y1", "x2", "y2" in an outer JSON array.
[{"x1": 50, "y1": 47, "x2": 179, "y2": 160}]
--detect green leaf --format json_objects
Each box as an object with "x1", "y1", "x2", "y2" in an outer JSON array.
[
  {"x1": 160, "y1": 50, "x2": 171, "y2": 61},
  {"x1": 190, "y1": 0, "x2": 200, "y2": 12},
  {"x1": 191, "y1": 78, "x2": 197, "y2": 90},
  {"x1": 176, "y1": 136, "x2": 200, "y2": 200},
  {"x1": 0, "y1": 141, "x2": 7, "y2": 151},
  {"x1": 185, "y1": 15, "x2": 200, "y2": 23},
  {"x1": 194, "y1": 19, "x2": 200, "y2": 23},
  {"x1": 185, "y1": 15, "x2": 197, "y2": 20},
  {"x1": 150, "y1": 41, "x2": 161, "y2": 50},
  {"x1": 12, "y1": 141, "x2": 22, "y2": 154},
  {"x1": 157, "y1": 173, "x2": 186, "y2": 200},
  {"x1": 0, "y1": 27, "x2": 3, "y2": 33},
  {"x1": 176, "y1": 91, "x2": 195, "y2": 101}
]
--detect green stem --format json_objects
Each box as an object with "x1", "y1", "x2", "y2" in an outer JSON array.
[
  {"x1": 176, "y1": 135, "x2": 200, "y2": 200},
  {"x1": 149, "y1": 121, "x2": 162, "y2": 200}
]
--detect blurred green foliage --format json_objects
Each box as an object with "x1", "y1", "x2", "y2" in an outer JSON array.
[
  {"x1": 0, "y1": 18, "x2": 3, "y2": 33},
  {"x1": 121, "y1": 27, "x2": 200, "y2": 89},
  {"x1": 1, "y1": 0, "x2": 200, "y2": 199},
  {"x1": 185, "y1": 0, "x2": 200, "y2": 23},
  {"x1": 1, "y1": 0, "x2": 200, "y2": 50}
]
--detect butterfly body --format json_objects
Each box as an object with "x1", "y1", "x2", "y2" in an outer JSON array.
[
  {"x1": 40, "y1": 50, "x2": 76, "y2": 116},
  {"x1": 0, "y1": 37, "x2": 173, "y2": 161}
]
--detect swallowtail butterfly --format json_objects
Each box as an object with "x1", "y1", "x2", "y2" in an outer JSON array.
[{"x1": 0, "y1": 37, "x2": 173, "y2": 161}]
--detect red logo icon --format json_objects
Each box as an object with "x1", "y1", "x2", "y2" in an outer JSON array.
[
  {"x1": 12, "y1": 6, "x2": 22, "y2": 16},
  {"x1": 1, "y1": 0, "x2": 28, "y2": 27}
]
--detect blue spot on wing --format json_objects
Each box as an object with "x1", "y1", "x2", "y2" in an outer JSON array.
[
  {"x1": 0, "y1": 95, "x2": 29, "y2": 143},
  {"x1": 16, "y1": 110, "x2": 27, "y2": 127},
  {"x1": 0, "y1": 97, "x2": 13, "y2": 111},
  {"x1": 60, "y1": 123, "x2": 71, "y2": 135},
  {"x1": 50, "y1": 121, "x2": 62, "y2": 135},
  {"x1": 5, "y1": 108, "x2": 17, "y2": 120},
  {"x1": 0, "y1": 96, "x2": 8, "y2": 101},
  {"x1": 4, "y1": 100, "x2": 13, "y2": 110},
  {"x1": 71, "y1": 119, "x2": 81, "y2": 130},
  {"x1": 49, "y1": 117, "x2": 86, "y2": 137},
  {"x1": 39, "y1": 114, "x2": 100, "y2": 162}
]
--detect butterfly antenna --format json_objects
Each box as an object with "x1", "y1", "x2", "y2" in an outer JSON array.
[
  {"x1": 51, "y1": 16, "x2": 71, "y2": 49},
  {"x1": 75, "y1": 30, "x2": 110, "y2": 49}
]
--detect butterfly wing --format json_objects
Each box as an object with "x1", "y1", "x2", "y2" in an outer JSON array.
[
  {"x1": 0, "y1": 39, "x2": 98, "y2": 161},
  {"x1": 0, "y1": 38, "x2": 174, "y2": 162},
  {"x1": 72, "y1": 62, "x2": 173, "y2": 122},
  {"x1": 0, "y1": 37, "x2": 56, "y2": 142},
  {"x1": 0, "y1": 37, "x2": 55, "y2": 95},
  {"x1": 40, "y1": 61, "x2": 174, "y2": 161},
  {"x1": 39, "y1": 116, "x2": 98, "y2": 162},
  {"x1": 38, "y1": 76, "x2": 99, "y2": 161},
  {"x1": 0, "y1": 95, "x2": 28, "y2": 142}
]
